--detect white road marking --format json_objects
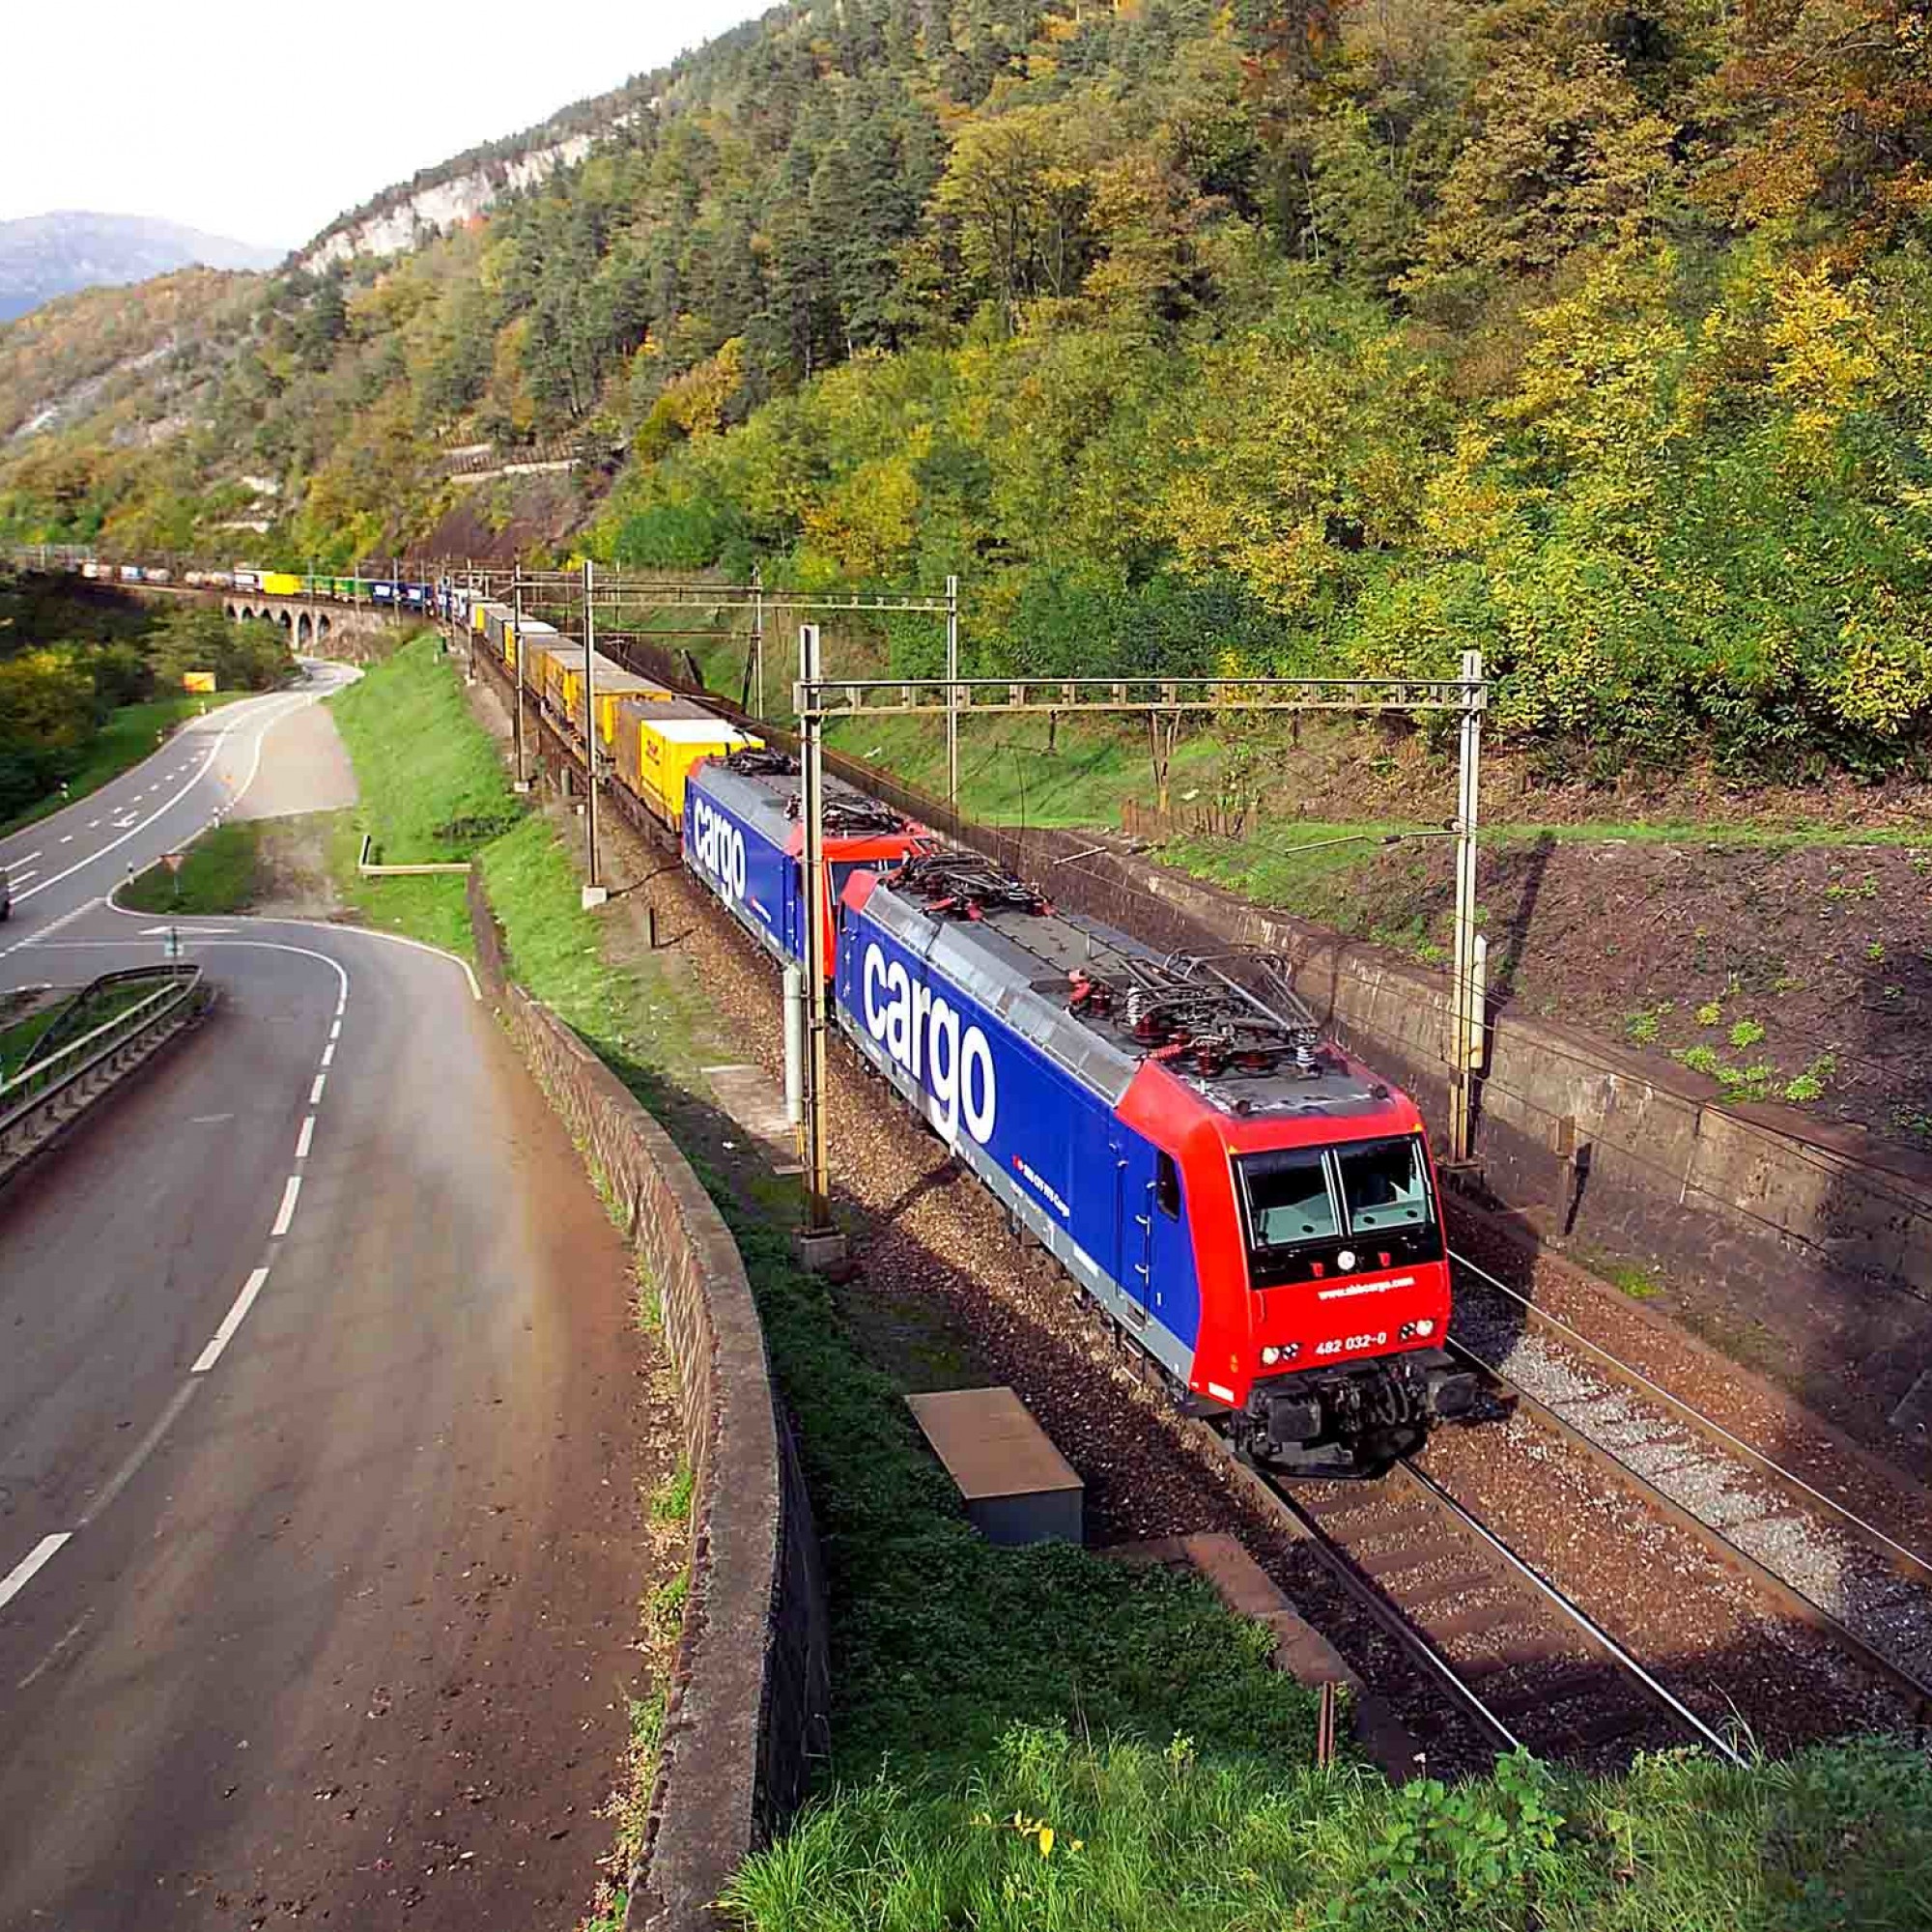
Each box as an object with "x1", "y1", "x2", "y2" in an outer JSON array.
[
  {"x1": 190, "y1": 1113, "x2": 235, "y2": 1124},
  {"x1": 11, "y1": 850, "x2": 42, "y2": 866},
  {"x1": 271, "y1": 1176, "x2": 301, "y2": 1237},
  {"x1": 320, "y1": 1042, "x2": 334, "y2": 1068},
  {"x1": 77, "y1": 1380, "x2": 199, "y2": 1523},
  {"x1": 0, "y1": 1534, "x2": 71, "y2": 1614},
  {"x1": 310, "y1": 1074, "x2": 326, "y2": 1104},
  {"x1": 14, "y1": 691, "x2": 309, "y2": 907},
  {"x1": 328, "y1": 1019, "x2": 341, "y2": 1040},
  {"x1": 192, "y1": 1269, "x2": 270, "y2": 1374},
  {"x1": 296, "y1": 1115, "x2": 314, "y2": 1158},
  {"x1": 11, "y1": 868, "x2": 38, "y2": 885},
  {"x1": 87, "y1": 819, "x2": 100, "y2": 829},
  {"x1": 0, "y1": 894, "x2": 100, "y2": 959},
  {"x1": 58, "y1": 836, "x2": 72, "y2": 844}
]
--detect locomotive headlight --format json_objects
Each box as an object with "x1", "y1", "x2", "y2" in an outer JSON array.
[
  {"x1": 1416, "y1": 1319, "x2": 1435, "y2": 1337},
  {"x1": 1261, "y1": 1346, "x2": 1281, "y2": 1366},
  {"x1": 1337, "y1": 1248, "x2": 1357, "y2": 1272}
]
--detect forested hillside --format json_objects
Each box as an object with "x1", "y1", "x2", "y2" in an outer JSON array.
[{"x1": 2, "y1": 0, "x2": 1928, "y2": 774}]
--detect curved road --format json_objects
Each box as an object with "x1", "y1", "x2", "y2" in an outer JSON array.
[
  {"x1": 0, "y1": 700, "x2": 649, "y2": 1927},
  {"x1": 1, "y1": 664, "x2": 357, "y2": 958}
]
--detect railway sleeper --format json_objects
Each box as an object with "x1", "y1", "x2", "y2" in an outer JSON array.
[
  {"x1": 1483, "y1": 1665, "x2": 1632, "y2": 1722},
  {"x1": 1356, "y1": 1535, "x2": 1473, "y2": 1579}
]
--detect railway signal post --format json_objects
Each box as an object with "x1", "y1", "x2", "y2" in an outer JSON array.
[{"x1": 582, "y1": 559, "x2": 606, "y2": 908}]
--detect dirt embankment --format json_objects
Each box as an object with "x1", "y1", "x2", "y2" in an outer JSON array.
[{"x1": 1293, "y1": 834, "x2": 1932, "y2": 1150}]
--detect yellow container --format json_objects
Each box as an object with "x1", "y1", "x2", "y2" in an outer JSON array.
[
  {"x1": 634, "y1": 713, "x2": 762, "y2": 829},
  {"x1": 261, "y1": 571, "x2": 302, "y2": 596}
]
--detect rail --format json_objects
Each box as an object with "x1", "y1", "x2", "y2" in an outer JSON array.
[
  {"x1": 0, "y1": 965, "x2": 203, "y2": 1151},
  {"x1": 1253, "y1": 1452, "x2": 1747, "y2": 1767},
  {"x1": 1446, "y1": 1252, "x2": 1932, "y2": 1717}
]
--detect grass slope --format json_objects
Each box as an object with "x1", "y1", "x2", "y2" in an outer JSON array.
[
  {"x1": 725, "y1": 1728, "x2": 1932, "y2": 1931},
  {"x1": 326, "y1": 634, "x2": 523, "y2": 955}
]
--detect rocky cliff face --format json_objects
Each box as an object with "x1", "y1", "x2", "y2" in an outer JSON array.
[
  {"x1": 0, "y1": 213, "x2": 278, "y2": 324},
  {"x1": 299, "y1": 131, "x2": 601, "y2": 270}
]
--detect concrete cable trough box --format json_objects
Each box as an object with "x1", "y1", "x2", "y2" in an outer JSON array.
[{"x1": 907, "y1": 1386, "x2": 1085, "y2": 1547}]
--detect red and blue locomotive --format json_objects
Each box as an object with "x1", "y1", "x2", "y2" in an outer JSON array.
[{"x1": 683, "y1": 753, "x2": 1474, "y2": 1476}]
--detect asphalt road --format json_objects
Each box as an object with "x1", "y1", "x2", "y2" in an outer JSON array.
[
  {"x1": 0, "y1": 709, "x2": 649, "y2": 1927},
  {"x1": 0, "y1": 662, "x2": 357, "y2": 964}
]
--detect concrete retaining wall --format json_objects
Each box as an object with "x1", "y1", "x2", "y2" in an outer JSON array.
[
  {"x1": 468, "y1": 873, "x2": 829, "y2": 1930},
  {"x1": 1090, "y1": 844, "x2": 1932, "y2": 1306}
]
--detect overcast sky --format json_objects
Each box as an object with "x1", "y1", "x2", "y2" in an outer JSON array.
[{"x1": 4, "y1": 1, "x2": 764, "y2": 250}]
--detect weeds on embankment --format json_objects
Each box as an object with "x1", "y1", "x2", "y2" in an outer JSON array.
[{"x1": 723, "y1": 1725, "x2": 1932, "y2": 1932}]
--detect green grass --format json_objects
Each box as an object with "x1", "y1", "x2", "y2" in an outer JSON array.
[
  {"x1": 329, "y1": 633, "x2": 521, "y2": 862},
  {"x1": 0, "y1": 692, "x2": 249, "y2": 837},
  {"x1": 0, "y1": 1004, "x2": 63, "y2": 1077},
  {"x1": 326, "y1": 634, "x2": 526, "y2": 956},
  {"x1": 120, "y1": 822, "x2": 262, "y2": 914},
  {"x1": 1605, "y1": 1263, "x2": 1665, "y2": 1302},
  {"x1": 724, "y1": 1727, "x2": 1932, "y2": 1932}
]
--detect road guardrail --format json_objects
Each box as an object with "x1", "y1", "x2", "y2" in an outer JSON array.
[{"x1": 0, "y1": 964, "x2": 207, "y2": 1177}]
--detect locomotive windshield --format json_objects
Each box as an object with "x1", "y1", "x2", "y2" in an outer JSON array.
[
  {"x1": 1236, "y1": 1135, "x2": 1436, "y2": 1285},
  {"x1": 1238, "y1": 1149, "x2": 1339, "y2": 1247},
  {"x1": 1335, "y1": 1136, "x2": 1432, "y2": 1232}
]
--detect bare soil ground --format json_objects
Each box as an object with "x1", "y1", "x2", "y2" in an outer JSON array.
[{"x1": 1290, "y1": 833, "x2": 1932, "y2": 1151}]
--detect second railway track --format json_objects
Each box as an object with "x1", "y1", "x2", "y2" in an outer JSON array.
[{"x1": 1258, "y1": 1455, "x2": 1748, "y2": 1766}]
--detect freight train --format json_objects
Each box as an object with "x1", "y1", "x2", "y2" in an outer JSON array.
[{"x1": 483, "y1": 587, "x2": 1475, "y2": 1475}]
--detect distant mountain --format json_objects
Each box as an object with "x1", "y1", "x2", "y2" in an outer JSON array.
[{"x1": 0, "y1": 213, "x2": 280, "y2": 324}]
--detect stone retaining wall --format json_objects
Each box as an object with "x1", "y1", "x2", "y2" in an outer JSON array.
[{"x1": 468, "y1": 872, "x2": 829, "y2": 1930}]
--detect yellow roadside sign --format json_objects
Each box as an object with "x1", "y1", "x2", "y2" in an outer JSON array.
[{"x1": 183, "y1": 670, "x2": 216, "y2": 693}]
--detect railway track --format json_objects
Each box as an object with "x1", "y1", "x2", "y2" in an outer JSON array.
[
  {"x1": 464, "y1": 623, "x2": 1932, "y2": 1756},
  {"x1": 1252, "y1": 1455, "x2": 1747, "y2": 1765},
  {"x1": 1446, "y1": 1248, "x2": 1932, "y2": 1720}
]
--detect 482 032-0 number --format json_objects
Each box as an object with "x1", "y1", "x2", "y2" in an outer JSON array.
[{"x1": 1315, "y1": 1331, "x2": 1388, "y2": 1357}]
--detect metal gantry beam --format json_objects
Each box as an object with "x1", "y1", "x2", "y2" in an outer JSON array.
[
  {"x1": 791, "y1": 659, "x2": 1492, "y2": 1188},
  {"x1": 796, "y1": 674, "x2": 1483, "y2": 717}
]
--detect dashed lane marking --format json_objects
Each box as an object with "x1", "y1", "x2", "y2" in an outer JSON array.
[
  {"x1": 296, "y1": 1115, "x2": 315, "y2": 1159},
  {"x1": 76, "y1": 1381, "x2": 200, "y2": 1524},
  {"x1": 191, "y1": 1270, "x2": 271, "y2": 1375},
  {"x1": 310, "y1": 1074, "x2": 326, "y2": 1104},
  {"x1": 270, "y1": 1176, "x2": 300, "y2": 1237},
  {"x1": 0, "y1": 1535, "x2": 71, "y2": 1615}
]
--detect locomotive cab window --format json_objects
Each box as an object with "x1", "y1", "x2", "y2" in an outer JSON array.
[
  {"x1": 1337, "y1": 1136, "x2": 1433, "y2": 1232},
  {"x1": 1155, "y1": 1152, "x2": 1181, "y2": 1220},
  {"x1": 1236, "y1": 1148, "x2": 1339, "y2": 1250}
]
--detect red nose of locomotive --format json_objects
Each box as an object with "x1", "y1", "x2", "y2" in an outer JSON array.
[{"x1": 1127, "y1": 1053, "x2": 1475, "y2": 1476}]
